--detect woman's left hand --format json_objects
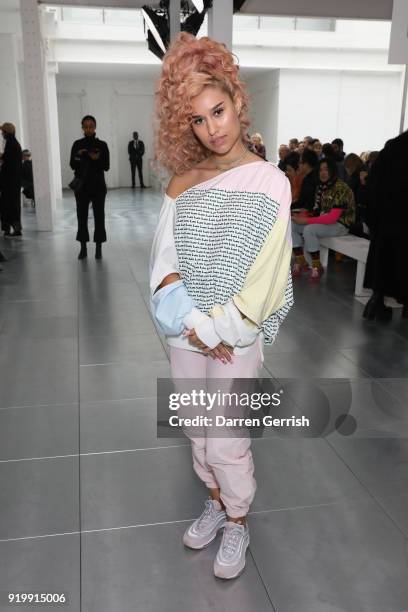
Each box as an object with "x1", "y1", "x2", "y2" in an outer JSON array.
[{"x1": 185, "y1": 329, "x2": 233, "y2": 363}]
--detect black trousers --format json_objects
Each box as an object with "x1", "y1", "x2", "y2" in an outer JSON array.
[
  {"x1": 75, "y1": 190, "x2": 107, "y2": 244},
  {"x1": 1, "y1": 187, "x2": 22, "y2": 232},
  {"x1": 130, "y1": 159, "x2": 145, "y2": 187}
]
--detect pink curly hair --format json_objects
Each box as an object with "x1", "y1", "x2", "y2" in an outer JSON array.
[{"x1": 155, "y1": 32, "x2": 250, "y2": 175}]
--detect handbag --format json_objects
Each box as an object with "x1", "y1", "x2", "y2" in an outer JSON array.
[{"x1": 68, "y1": 176, "x2": 83, "y2": 193}]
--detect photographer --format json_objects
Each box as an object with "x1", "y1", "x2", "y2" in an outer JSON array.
[{"x1": 70, "y1": 115, "x2": 110, "y2": 259}]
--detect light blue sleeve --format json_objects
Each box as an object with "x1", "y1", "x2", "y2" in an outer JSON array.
[{"x1": 151, "y1": 280, "x2": 197, "y2": 336}]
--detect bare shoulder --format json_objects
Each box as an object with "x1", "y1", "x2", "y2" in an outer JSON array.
[
  {"x1": 166, "y1": 168, "x2": 201, "y2": 199},
  {"x1": 166, "y1": 164, "x2": 211, "y2": 199}
]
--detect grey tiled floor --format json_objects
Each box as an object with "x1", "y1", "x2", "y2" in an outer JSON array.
[{"x1": 0, "y1": 189, "x2": 407, "y2": 612}]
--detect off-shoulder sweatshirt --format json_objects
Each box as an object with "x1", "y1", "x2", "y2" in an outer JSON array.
[{"x1": 149, "y1": 160, "x2": 294, "y2": 355}]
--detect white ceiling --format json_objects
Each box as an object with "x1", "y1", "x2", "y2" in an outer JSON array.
[{"x1": 57, "y1": 61, "x2": 272, "y2": 80}]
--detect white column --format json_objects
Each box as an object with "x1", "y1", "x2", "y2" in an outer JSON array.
[
  {"x1": 20, "y1": 0, "x2": 54, "y2": 230},
  {"x1": 388, "y1": 0, "x2": 408, "y2": 133},
  {"x1": 208, "y1": 0, "x2": 233, "y2": 49},
  {"x1": 0, "y1": 34, "x2": 25, "y2": 147},
  {"x1": 169, "y1": 0, "x2": 180, "y2": 42},
  {"x1": 47, "y1": 62, "x2": 63, "y2": 201}
]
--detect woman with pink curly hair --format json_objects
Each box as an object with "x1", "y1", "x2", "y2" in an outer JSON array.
[{"x1": 150, "y1": 33, "x2": 293, "y2": 580}]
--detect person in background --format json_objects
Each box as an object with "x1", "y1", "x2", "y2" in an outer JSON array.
[
  {"x1": 292, "y1": 149, "x2": 319, "y2": 212},
  {"x1": 70, "y1": 115, "x2": 110, "y2": 260},
  {"x1": 344, "y1": 153, "x2": 363, "y2": 200},
  {"x1": 128, "y1": 131, "x2": 146, "y2": 188},
  {"x1": 303, "y1": 136, "x2": 314, "y2": 150},
  {"x1": 312, "y1": 139, "x2": 323, "y2": 160},
  {"x1": 344, "y1": 153, "x2": 366, "y2": 236},
  {"x1": 250, "y1": 133, "x2": 266, "y2": 159},
  {"x1": 363, "y1": 133, "x2": 408, "y2": 320},
  {"x1": 324, "y1": 141, "x2": 346, "y2": 180},
  {"x1": 0, "y1": 122, "x2": 22, "y2": 237},
  {"x1": 322, "y1": 142, "x2": 335, "y2": 159},
  {"x1": 291, "y1": 157, "x2": 355, "y2": 281},
  {"x1": 331, "y1": 138, "x2": 346, "y2": 162},
  {"x1": 277, "y1": 143, "x2": 289, "y2": 170},
  {"x1": 289, "y1": 138, "x2": 299, "y2": 152},
  {"x1": 21, "y1": 149, "x2": 34, "y2": 201},
  {"x1": 282, "y1": 151, "x2": 302, "y2": 203}
]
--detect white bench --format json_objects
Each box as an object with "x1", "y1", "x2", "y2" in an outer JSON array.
[{"x1": 318, "y1": 235, "x2": 370, "y2": 297}]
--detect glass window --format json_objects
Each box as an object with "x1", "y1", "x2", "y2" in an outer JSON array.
[
  {"x1": 61, "y1": 7, "x2": 104, "y2": 24},
  {"x1": 233, "y1": 15, "x2": 260, "y2": 30},
  {"x1": 104, "y1": 9, "x2": 144, "y2": 28}
]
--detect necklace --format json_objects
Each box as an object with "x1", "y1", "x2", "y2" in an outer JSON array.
[{"x1": 212, "y1": 145, "x2": 249, "y2": 172}]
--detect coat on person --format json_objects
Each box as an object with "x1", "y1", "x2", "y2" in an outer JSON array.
[{"x1": 364, "y1": 131, "x2": 408, "y2": 303}]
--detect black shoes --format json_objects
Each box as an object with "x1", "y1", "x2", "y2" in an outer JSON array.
[
  {"x1": 78, "y1": 244, "x2": 102, "y2": 259},
  {"x1": 363, "y1": 293, "x2": 392, "y2": 322},
  {"x1": 78, "y1": 244, "x2": 87, "y2": 259},
  {"x1": 141, "y1": 184, "x2": 147, "y2": 188},
  {"x1": 11, "y1": 230, "x2": 22, "y2": 237}
]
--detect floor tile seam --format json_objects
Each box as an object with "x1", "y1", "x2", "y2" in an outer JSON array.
[
  {"x1": 247, "y1": 547, "x2": 278, "y2": 611},
  {"x1": 0, "y1": 444, "x2": 191, "y2": 463},
  {"x1": 0, "y1": 501, "x2": 355, "y2": 544},
  {"x1": 324, "y1": 436, "x2": 408, "y2": 540},
  {"x1": 0, "y1": 402, "x2": 78, "y2": 412}
]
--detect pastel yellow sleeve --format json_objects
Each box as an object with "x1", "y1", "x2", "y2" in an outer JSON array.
[{"x1": 232, "y1": 214, "x2": 292, "y2": 326}]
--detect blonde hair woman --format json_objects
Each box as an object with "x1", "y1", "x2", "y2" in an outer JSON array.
[{"x1": 251, "y1": 132, "x2": 266, "y2": 159}]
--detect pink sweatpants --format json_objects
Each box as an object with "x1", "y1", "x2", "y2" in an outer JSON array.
[{"x1": 169, "y1": 339, "x2": 263, "y2": 518}]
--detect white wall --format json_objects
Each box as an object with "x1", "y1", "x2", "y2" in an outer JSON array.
[
  {"x1": 56, "y1": 76, "x2": 155, "y2": 188},
  {"x1": 277, "y1": 68, "x2": 402, "y2": 154},
  {"x1": 247, "y1": 70, "x2": 279, "y2": 162}
]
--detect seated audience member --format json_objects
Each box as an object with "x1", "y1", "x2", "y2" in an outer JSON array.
[
  {"x1": 303, "y1": 136, "x2": 314, "y2": 150},
  {"x1": 322, "y1": 142, "x2": 335, "y2": 159},
  {"x1": 312, "y1": 139, "x2": 323, "y2": 160},
  {"x1": 356, "y1": 151, "x2": 379, "y2": 235},
  {"x1": 21, "y1": 150, "x2": 34, "y2": 201},
  {"x1": 282, "y1": 151, "x2": 302, "y2": 203},
  {"x1": 251, "y1": 132, "x2": 266, "y2": 159},
  {"x1": 289, "y1": 138, "x2": 299, "y2": 152},
  {"x1": 297, "y1": 141, "x2": 305, "y2": 155},
  {"x1": 291, "y1": 157, "x2": 355, "y2": 281},
  {"x1": 331, "y1": 138, "x2": 346, "y2": 161},
  {"x1": 292, "y1": 149, "x2": 319, "y2": 212},
  {"x1": 344, "y1": 153, "x2": 365, "y2": 236},
  {"x1": 344, "y1": 153, "x2": 363, "y2": 200},
  {"x1": 360, "y1": 151, "x2": 371, "y2": 164},
  {"x1": 278, "y1": 144, "x2": 289, "y2": 170},
  {"x1": 324, "y1": 141, "x2": 346, "y2": 180}
]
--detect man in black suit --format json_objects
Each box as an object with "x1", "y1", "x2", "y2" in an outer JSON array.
[
  {"x1": 0, "y1": 122, "x2": 22, "y2": 237},
  {"x1": 128, "y1": 131, "x2": 146, "y2": 188}
]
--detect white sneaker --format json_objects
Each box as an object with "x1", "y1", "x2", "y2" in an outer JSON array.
[
  {"x1": 213, "y1": 521, "x2": 249, "y2": 579},
  {"x1": 183, "y1": 499, "x2": 227, "y2": 550}
]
